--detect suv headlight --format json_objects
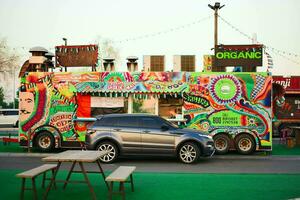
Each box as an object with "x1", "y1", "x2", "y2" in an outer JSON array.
[{"x1": 200, "y1": 134, "x2": 213, "y2": 140}]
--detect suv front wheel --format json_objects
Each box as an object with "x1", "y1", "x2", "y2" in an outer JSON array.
[
  {"x1": 97, "y1": 141, "x2": 118, "y2": 163},
  {"x1": 178, "y1": 142, "x2": 200, "y2": 164}
]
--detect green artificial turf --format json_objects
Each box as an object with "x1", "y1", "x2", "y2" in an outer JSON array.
[
  {"x1": 272, "y1": 144, "x2": 300, "y2": 155},
  {"x1": 1, "y1": 170, "x2": 300, "y2": 200},
  {"x1": 0, "y1": 142, "x2": 25, "y2": 153}
]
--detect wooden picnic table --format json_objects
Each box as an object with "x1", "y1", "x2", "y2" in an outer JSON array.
[{"x1": 42, "y1": 150, "x2": 108, "y2": 200}]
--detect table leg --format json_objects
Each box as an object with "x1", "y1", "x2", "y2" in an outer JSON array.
[
  {"x1": 96, "y1": 159, "x2": 108, "y2": 189},
  {"x1": 32, "y1": 177, "x2": 38, "y2": 200},
  {"x1": 20, "y1": 178, "x2": 25, "y2": 200},
  {"x1": 79, "y1": 162, "x2": 97, "y2": 200},
  {"x1": 130, "y1": 174, "x2": 134, "y2": 192},
  {"x1": 43, "y1": 162, "x2": 61, "y2": 200},
  {"x1": 63, "y1": 161, "x2": 77, "y2": 189}
]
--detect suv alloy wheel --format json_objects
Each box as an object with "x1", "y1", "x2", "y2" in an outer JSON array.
[
  {"x1": 178, "y1": 142, "x2": 200, "y2": 164},
  {"x1": 97, "y1": 141, "x2": 118, "y2": 163}
]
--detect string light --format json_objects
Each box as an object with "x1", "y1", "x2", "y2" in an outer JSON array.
[
  {"x1": 265, "y1": 46, "x2": 300, "y2": 65},
  {"x1": 113, "y1": 15, "x2": 212, "y2": 44}
]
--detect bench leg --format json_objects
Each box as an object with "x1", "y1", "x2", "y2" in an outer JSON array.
[
  {"x1": 44, "y1": 162, "x2": 61, "y2": 200},
  {"x1": 32, "y1": 177, "x2": 38, "y2": 200},
  {"x1": 130, "y1": 174, "x2": 134, "y2": 192},
  {"x1": 108, "y1": 182, "x2": 114, "y2": 200},
  {"x1": 96, "y1": 159, "x2": 108, "y2": 189},
  {"x1": 63, "y1": 161, "x2": 76, "y2": 189},
  {"x1": 20, "y1": 178, "x2": 25, "y2": 200},
  {"x1": 120, "y1": 182, "x2": 125, "y2": 200}
]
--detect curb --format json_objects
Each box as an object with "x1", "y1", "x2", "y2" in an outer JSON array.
[
  {"x1": 0, "y1": 152, "x2": 54, "y2": 157},
  {"x1": 213, "y1": 155, "x2": 300, "y2": 160}
]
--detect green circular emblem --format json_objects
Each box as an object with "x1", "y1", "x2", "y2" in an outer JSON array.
[{"x1": 214, "y1": 79, "x2": 237, "y2": 101}]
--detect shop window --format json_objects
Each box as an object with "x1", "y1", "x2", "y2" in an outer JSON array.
[
  {"x1": 159, "y1": 96, "x2": 183, "y2": 119},
  {"x1": 90, "y1": 96, "x2": 128, "y2": 116},
  {"x1": 132, "y1": 95, "x2": 157, "y2": 114}
]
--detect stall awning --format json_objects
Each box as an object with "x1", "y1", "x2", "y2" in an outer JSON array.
[{"x1": 75, "y1": 81, "x2": 187, "y2": 94}]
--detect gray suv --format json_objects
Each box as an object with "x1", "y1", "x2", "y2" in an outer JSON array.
[{"x1": 85, "y1": 114, "x2": 215, "y2": 164}]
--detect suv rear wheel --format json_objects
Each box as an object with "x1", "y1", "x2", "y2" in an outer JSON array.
[
  {"x1": 178, "y1": 142, "x2": 200, "y2": 164},
  {"x1": 97, "y1": 141, "x2": 118, "y2": 163}
]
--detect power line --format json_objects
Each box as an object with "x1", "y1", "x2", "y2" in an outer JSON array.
[
  {"x1": 1, "y1": 15, "x2": 212, "y2": 51},
  {"x1": 113, "y1": 15, "x2": 213, "y2": 43},
  {"x1": 218, "y1": 15, "x2": 300, "y2": 63}
]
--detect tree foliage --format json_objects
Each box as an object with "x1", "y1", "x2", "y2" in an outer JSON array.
[
  {"x1": 0, "y1": 87, "x2": 4, "y2": 105},
  {"x1": 0, "y1": 38, "x2": 20, "y2": 72},
  {"x1": 94, "y1": 36, "x2": 121, "y2": 70},
  {"x1": 0, "y1": 86, "x2": 17, "y2": 108},
  {"x1": 0, "y1": 37, "x2": 20, "y2": 105}
]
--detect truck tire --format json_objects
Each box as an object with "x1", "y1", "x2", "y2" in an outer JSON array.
[
  {"x1": 214, "y1": 134, "x2": 230, "y2": 154},
  {"x1": 35, "y1": 132, "x2": 55, "y2": 152},
  {"x1": 235, "y1": 134, "x2": 255, "y2": 155}
]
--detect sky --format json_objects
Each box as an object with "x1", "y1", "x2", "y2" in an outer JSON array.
[{"x1": 0, "y1": 0, "x2": 300, "y2": 75}]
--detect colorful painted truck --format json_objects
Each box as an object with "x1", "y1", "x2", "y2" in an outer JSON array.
[
  {"x1": 19, "y1": 71, "x2": 272, "y2": 154},
  {"x1": 272, "y1": 76, "x2": 300, "y2": 136}
]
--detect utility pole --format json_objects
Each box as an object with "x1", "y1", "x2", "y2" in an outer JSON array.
[
  {"x1": 208, "y1": 2, "x2": 225, "y2": 71},
  {"x1": 62, "y1": 38, "x2": 67, "y2": 46}
]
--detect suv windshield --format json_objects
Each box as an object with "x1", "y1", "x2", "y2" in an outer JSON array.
[{"x1": 160, "y1": 117, "x2": 179, "y2": 129}]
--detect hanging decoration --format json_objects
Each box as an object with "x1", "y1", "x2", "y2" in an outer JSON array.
[{"x1": 265, "y1": 51, "x2": 273, "y2": 69}]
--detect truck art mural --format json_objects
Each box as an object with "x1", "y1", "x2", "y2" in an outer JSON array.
[{"x1": 19, "y1": 71, "x2": 272, "y2": 154}]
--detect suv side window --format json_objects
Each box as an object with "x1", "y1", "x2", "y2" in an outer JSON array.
[
  {"x1": 140, "y1": 117, "x2": 163, "y2": 129},
  {"x1": 95, "y1": 116, "x2": 119, "y2": 126},
  {"x1": 118, "y1": 117, "x2": 139, "y2": 128}
]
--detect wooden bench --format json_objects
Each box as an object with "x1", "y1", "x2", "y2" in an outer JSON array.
[
  {"x1": 105, "y1": 166, "x2": 136, "y2": 200},
  {"x1": 16, "y1": 164, "x2": 57, "y2": 200}
]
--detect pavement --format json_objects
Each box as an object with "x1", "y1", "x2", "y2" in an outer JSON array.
[{"x1": 1, "y1": 151, "x2": 300, "y2": 160}]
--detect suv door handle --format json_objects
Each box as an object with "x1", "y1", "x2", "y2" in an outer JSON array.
[{"x1": 113, "y1": 128, "x2": 121, "y2": 131}]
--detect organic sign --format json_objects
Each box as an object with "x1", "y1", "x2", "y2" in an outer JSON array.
[{"x1": 214, "y1": 44, "x2": 263, "y2": 67}]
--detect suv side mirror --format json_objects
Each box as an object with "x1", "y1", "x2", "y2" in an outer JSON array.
[{"x1": 161, "y1": 125, "x2": 169, "y2": 131}]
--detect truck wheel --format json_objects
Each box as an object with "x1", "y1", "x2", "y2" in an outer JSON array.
[
  {"x1": 35, "y1": 132, "x2": 55, "y2": 152},
  {"x1": 235, "y1": 134, "x2": 255, "y2": 155},
  {"x1": 214, "y1": 134, "x2": 230, "y2": 154},
  {"x1": 97, "y1": 141, "x2": 118, "y2": 163},
  {"x1": 178, "y1": 142, "x2": 200, "y2": 164}
]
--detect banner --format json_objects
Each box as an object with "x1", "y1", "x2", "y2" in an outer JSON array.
[{"x1": 91, "y1": 97, "x2": 125, "y2": 108}]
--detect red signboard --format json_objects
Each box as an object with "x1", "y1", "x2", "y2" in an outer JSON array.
[
  {"x1": 55, "y1": 45, "x2": 98, "y2": 67},
  {"x1": 273, "y1": 76, "x2": 300, "y2": 92}
]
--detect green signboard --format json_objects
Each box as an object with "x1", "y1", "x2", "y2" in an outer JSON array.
[{"x1": 214, "y1": 44, "x2": 263, "y2": 67}]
